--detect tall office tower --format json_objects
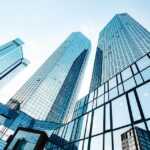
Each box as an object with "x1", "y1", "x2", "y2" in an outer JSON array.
[
  {"x1": 93, "y1": 13, "x2": 150, "y2": 84},
  {"x1": 7, "y1": 32, "x2": 91, "y2": 123},
  {"x1": 0, "y1": 38, "x2": 24, "y2": 79},
  {"x1": 121, "y1": 127, "x2": 150, "y2": 150}
]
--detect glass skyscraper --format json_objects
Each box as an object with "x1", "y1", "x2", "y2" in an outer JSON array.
[
  {"x1": 45, "y1": 13, "x2": 150, "y2": 150},
  {"x1": 7, "y1": 32, "x2": 91, "y2": 123},
  {"x1": 0, "y1": 13, "x2": 150, "y2": 150},
  {"x1": 91, "y1": 13, "x2": 150, "y2": 86},
  {"x1": 0, "y1": 38, "x2": 24, "y2": 79}
]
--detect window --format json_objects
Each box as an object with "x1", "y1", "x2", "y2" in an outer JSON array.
[
  {"x1": 109, "y1": 87, "x2": 118, "y2": 100},
  {"x1": 97, "y1": 95, "x2": 104, "y2": 106},
  {"x1": 117, "y1": 74, "x2": 121, "y2": 84},
  {"x1": 92, "y1": 107, "x2": 104, "y2": 135},
  {"x1": 134, "y1": 74, "x2": 143, "y2": 85},
  {"x1": 112, "y1": 95, "x2": 130, "y2": 128},
  {"x1": 118, "y1": 84, "x2": 124, "y2": 94},
  {"x1": 128, "y1": 92, "x2": 141, "y2": 121},
  {"x1": 65, "y1": 121, "x2": 74, "y2": 141},
  {"x1": 98, "y1": 85, "x2": 104, "y2": 96},
  {"x1": 123, "y1": 78, "x2": 135, "y2": 91},
  {"x1": 105, "y1": 104, "x2": 110, "y2": 130},
  {"x1": 141, "y1": 67, "x2": 150, "y2": 81},
  {"x1": 105, "y1": 132, "x2": 112, "y2": 150},
  {"x1": 136, "y1": 82, "x2": 150, "y2": 119},
  {"x1": 88, "y1": 92, "x2": 94, "y2": 102},
  {"x1": 132, "y1": 64, "x2": 138, "y2": 74},
  {"x1": 87, "y1": 102, "x2": 93, "y2": 112},
  {"x1": 80, "y1": 114, "x2": 88, "y2": 139},
  {"x1": 83, "y1": 139, "x2": 88, "y2": 150},
  {"x1": 90, "y1": 135, "x2": 102, "y2": 150},
  {"x1": 85, "y1": 113, "x2": 92, "y2": 138},
  {"x1": 122, "y1": 67, "x2": 132, "y2": 81},
  {"x1": 109, "y1": 77, "x2": 117, "y2": 90},
  {"x1": 137, "y1": 56, "x2": 150, "y2": 71}
]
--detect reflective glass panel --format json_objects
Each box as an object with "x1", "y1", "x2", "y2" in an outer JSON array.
[
  {"x1": 92, "y1": 107, "x2": 104, "y2": 135},
  {"x1": 136, "y1": 82, "x2": 150, "y2": 119},
  {"x1": 112, "y1": 95, "x2": 130, "y2": 128}
]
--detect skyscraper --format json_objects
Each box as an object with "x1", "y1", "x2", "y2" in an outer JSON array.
[
  {"x1": 7, "y1": 32, "x2": 91, "y2": 123},
  {"x1": 90, "y1": 13, "x2": 150, "y2": 89},
  {"x1": 0, "y1": 38, "x2": 24, "y2": 79},
  {"x1": 50, "y1": 13, "x2": 149, "y2": 150},
  {"x1": 1, "y1": 13, "x2": 150, "y2": 150}
]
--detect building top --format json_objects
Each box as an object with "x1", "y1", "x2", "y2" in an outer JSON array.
[{"x1": 0, "y1": 38, "x2": 24, "y2": 56}]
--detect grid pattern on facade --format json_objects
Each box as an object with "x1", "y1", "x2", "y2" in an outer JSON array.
[{"x1": 47, "y1": 52, "x2": 150, "y2": 150}]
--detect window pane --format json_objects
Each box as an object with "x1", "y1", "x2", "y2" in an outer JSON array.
[
  {"x1": 85, "y1": 113, "x2": 92, "y2": 138},
  {"x1": 83, "y1": 139, "x2": 88, "y2": 150},
  {"x1": 92, "y1": 107, "x2": 104, "y2": 135},
  {"x1": 98, "y1": 85, "x2": 104, "y2": 96},
  {"x1": 109, "y1": 87, "x2": 118, "y2": 100},
  {"x1": 105, "y1": 132, "x2": 112, "y2": 150},
  {"x1": 89, "y1": 92, "x2": 94, "y2": 102},
  {"x1": 105, "y1": 104, "x2": 110, "y2": 130},
  {"x1": 90, "y1": 135, "x2": 102, "y2": 150},
  {"x1": 122, "y1": 67, "x2": 132, "y2": 81},
  {"x1": 77, "y1": 140, "x2": 83, "y2": 150},
  {"x1": 105, "y1": 92, "x2": 108, "y2": 102},
  {"x1": 123, "y1": 78, "x2": 135, "y2": 91},
  {"x1": 105, "y1": 83, "x2": 108, "y2": 92},
  {"x1": 65, "y1": 121, "x2": 74, "y2": 141},
  {"x1": 117, "y1": 74, "x2": 121, "y2": 84},
  {"x1": 109, "y1": 77, "x2": 116, "y2": 90},
  {"x1": 136, "y1": 82, "x2": 150, "y2": 119},
  {"x1": 132, "y1": 64, "x2": 138, "y2": 74},
  {"x1": 141, "y1": 67, "x2": 150, "y2": 81},
  {"x1": 118, "y1": 84, "x2": 124, "y2": 94},
  {"x1": 112, "y1": 95, "x2": 130, "y2": 128},
  {"x1": 87, "y1": 102, "x2": 93, "y2": 112},
  {"x1": 128, "y1": 92, "x2": 141, "y2": 121},
  {"x1": 134, "y1": 74, "x2": 143, "y2": 85},
  {"x1": 137, "y1": 55, "x2": 150, "y2": 71},
  {"x1": 80, "y1": 114, "x2": 88, "y2": 139},
  {"x1": 97, "y1": 95, "x2": 104, "y2": 106}
]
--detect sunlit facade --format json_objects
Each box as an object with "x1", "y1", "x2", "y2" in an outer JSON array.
[
  {"x1": 50, "y1": 51, "x2": 150, "y2": 150},
  {"x1": 7, "y1": 32, "x2": 91, "y2": 123},
  {"x1": 0, "y1": 38, "x2": 24, "y2": 79},
  {"x1": 0, "y1": 13, "x2": 150, "y2": 150},
  {"x1": 46, "y1": 14, "x2": 150, "y2": 150},
  {"x1": 98, "y1": 13, "x2": 150, "y2": 83}
]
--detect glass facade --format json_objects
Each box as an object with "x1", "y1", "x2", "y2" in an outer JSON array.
[
  {"x1": 0, "y1": 13, "x2": 150, "y2": 150},
  {"x1": 49, "y1": 52, "x2": 150, "y2": 150},
  {"x1": 89, "y1": 48, "x2": 103, "y2": 92},
  {"x1": 0, "y1": 38, "x2": 24, "y2": 79},
  {"x1": 7, "y1": 32, "x2": 91, "y2": 123},
  {"x1": 96, "y1": 13, "x2": 150, "y2": 84}
]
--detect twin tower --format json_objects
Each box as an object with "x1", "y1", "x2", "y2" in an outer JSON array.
[{"x1": 2, "y1": 13, "x2": 150, "y2": 131}]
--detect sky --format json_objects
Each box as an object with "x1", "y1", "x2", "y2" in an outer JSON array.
[{"x1": 0, "y1": 0, "x2": 150, "y2": 104}]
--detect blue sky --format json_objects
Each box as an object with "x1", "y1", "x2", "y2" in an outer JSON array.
[{"x1": 0, "y1": 0, "x2": 150, "y2": 103}]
